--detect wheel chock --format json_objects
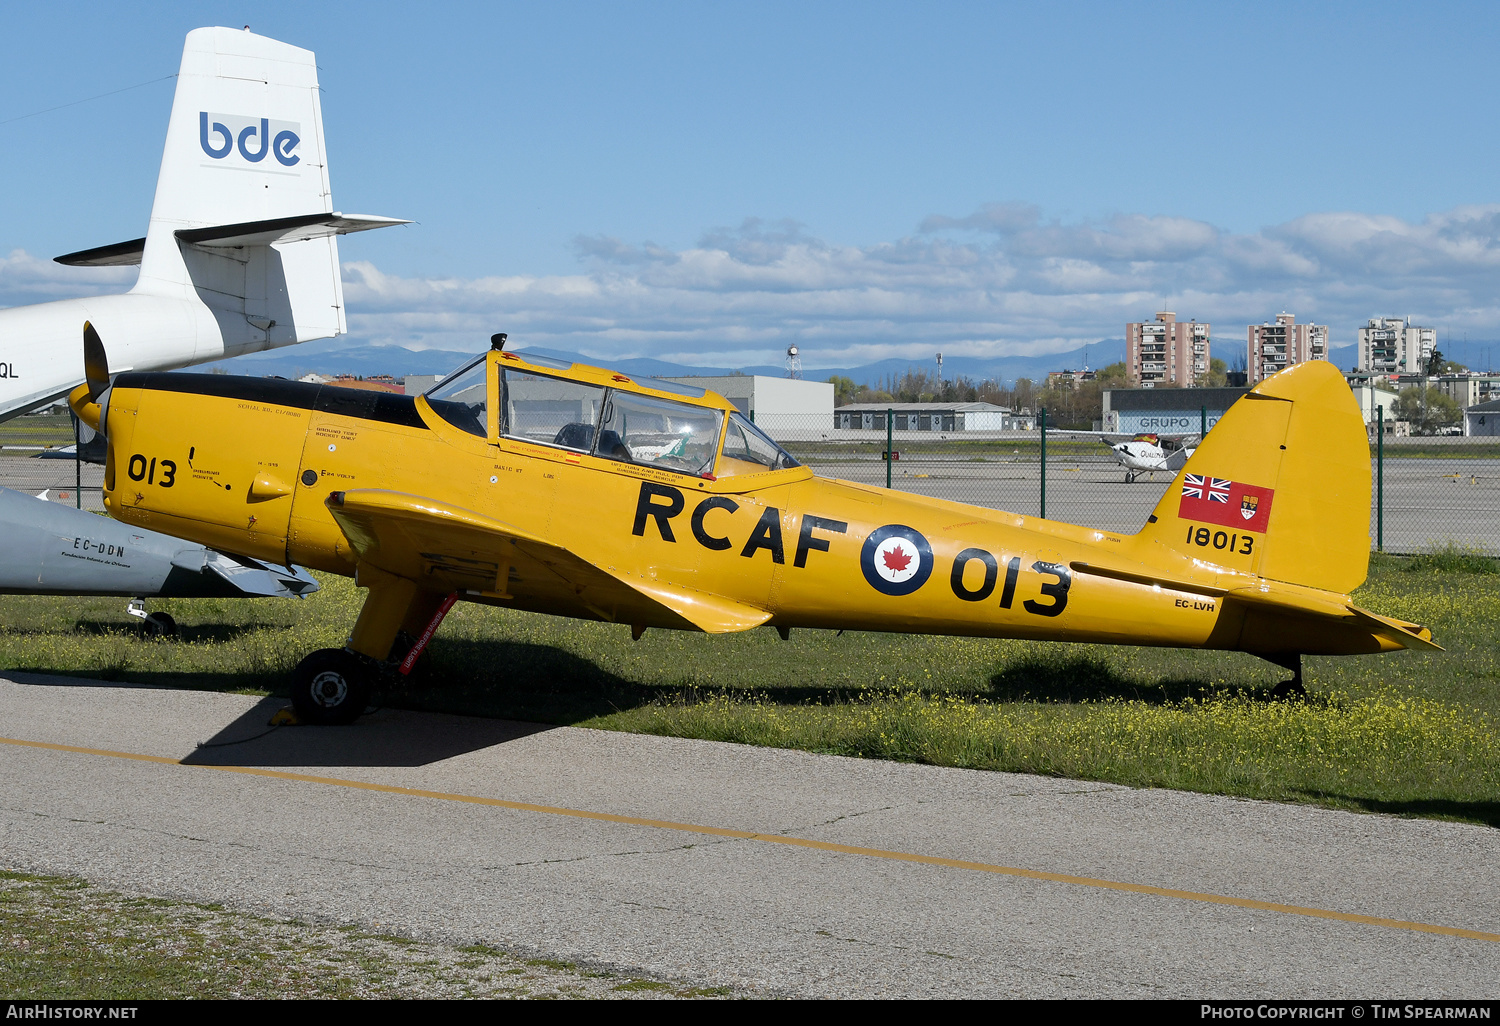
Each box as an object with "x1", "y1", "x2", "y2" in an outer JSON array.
[{"x1": 269, "y1": 705, "x2": 301, "y2": 726}]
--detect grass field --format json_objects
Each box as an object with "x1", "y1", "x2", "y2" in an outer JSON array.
[
  {"x1": 0, "y1": 551, "x2": 1495, "y2": 827},
  {"x1": 0, "y1": 869, "x2": 731, "y2": 999},
  {"x1": 0, "y1": 414, "x2": 74, "y2": 447}
]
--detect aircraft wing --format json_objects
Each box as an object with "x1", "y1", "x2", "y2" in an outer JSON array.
[{"x1": 325, "y1": 489, "x2": 772, "y2": 634}]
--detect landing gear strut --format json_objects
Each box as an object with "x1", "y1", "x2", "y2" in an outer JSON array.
[
  {"x1": 125, "y1": 599, "x2": 177, "y2": 639},
  {"x1": 1264, "y1": 653, "x2": 1307, "y2": 700}
]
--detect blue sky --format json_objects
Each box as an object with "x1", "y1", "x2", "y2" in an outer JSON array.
[{"x1": 4, "y1": 1, "x2": 1499, "y2": 370}]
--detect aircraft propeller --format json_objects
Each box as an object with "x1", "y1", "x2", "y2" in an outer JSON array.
[
  {"x1": 68, "y1": 321, "x2": 112, "y2": 433},
  {"x1": 83, "y1": 320, "x2": 111, "y2": 401}
]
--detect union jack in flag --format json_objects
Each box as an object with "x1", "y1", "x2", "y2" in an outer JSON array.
[{"x1": 1182, "y1": 474, "x2": 1231, "y2": 503}]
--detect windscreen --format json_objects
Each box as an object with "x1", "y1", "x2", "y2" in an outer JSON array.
[
  {"x1": 423, "y1": 356, "x2": 488, "y2": 436},
  {"x1": 719, "y1": 412, "x2": 801, "y2": 475},
  {"x1": 596, "y1": 391, "x2": 722, "y2": 476}
]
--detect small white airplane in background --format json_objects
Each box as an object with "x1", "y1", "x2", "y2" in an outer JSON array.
[
  {"x1": 0, "y1": 26, "x2": 407, "y2": 421},
  {"x1": 1103, "y1": 432, "x2": 1197, "y2": 483}
]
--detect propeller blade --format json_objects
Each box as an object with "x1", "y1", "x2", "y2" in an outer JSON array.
[{"x1": 83, "y1": 320, "x2": 110, "y2": 400}]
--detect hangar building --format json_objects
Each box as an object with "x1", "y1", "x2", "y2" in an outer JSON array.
[
  {"x1": 833, "y1": 402, "x2": 1034, "y2": 432},
  {"x1": 1102, "y1": 387, "x2": 1250, "y2": 434},
  {"x1": 1465, "y1": 398, "x2": 1500, "y2": 437},
  {"x1": 663, "y1": 375, "x2": 834, "y2": 436}
]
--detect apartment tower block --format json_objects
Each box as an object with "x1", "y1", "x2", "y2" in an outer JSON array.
[
  {"x1": 1358, "y1": 317, "x2": 1436, "y2": 375},
  {"x1": 1247, "y1": 313, "x2": 1329, "y2": 384},
  {"x1": 1126, "y1": 312, "x2": 1209, "y2": 387}
]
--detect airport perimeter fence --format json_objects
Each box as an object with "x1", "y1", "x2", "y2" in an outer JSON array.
[
  {"x1": 764, "y1": 409, "x2": 1500, "y2": 557},
  {"x1": 0, "y1": 412, "x2": 104, "y2": 513},
  {"x1": 2, "y1": 409, "x2": 1496, "y2": 556}
]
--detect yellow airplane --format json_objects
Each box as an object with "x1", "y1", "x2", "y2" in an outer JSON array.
[{"x1": 70, "y1": 328, "x2": 1437, "y2": 723}]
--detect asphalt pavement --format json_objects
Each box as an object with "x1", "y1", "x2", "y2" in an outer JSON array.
[{"x1": 1, "y1": 674, "x2": 1496, "y2": 999}]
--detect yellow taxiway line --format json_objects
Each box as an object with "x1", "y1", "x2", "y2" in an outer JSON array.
[{"x1": 4, "y1": 733, "x2": 1497, "y2": 945}]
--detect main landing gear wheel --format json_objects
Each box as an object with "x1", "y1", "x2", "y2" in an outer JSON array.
[
  {"x1": 140, "y1": 612, "x2": 177, "y2": 639},
  {"x1": 290, "y1": 649, "x2": 373, "y2": 725}
]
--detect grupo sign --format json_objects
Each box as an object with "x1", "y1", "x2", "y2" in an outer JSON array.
[{"x1": 1117, "y1": 411, "x2": 1227, "y2": 433}]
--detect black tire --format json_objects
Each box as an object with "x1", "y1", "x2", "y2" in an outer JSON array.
[
  {"x1": 141, "y1": 612, "x2": 177, "y2": 639},
  {"x1": 290, "y1": 649, "x2": 372, "y2": 725}
]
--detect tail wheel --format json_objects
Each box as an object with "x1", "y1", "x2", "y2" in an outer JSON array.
[
  {"x1": 290, "y1": 649, "x2": 372, "y2": 725},
  {"x1": 1272, "y1": 679, "x2": 1307, "y2": 700}
]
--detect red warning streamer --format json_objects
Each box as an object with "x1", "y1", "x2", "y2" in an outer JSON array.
[{"x1": 399, "y1": 591, "x2": 459, "y2": 675}]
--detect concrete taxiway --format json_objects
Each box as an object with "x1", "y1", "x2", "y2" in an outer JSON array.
[{"x1": 1, "y1": 673, "x2": 1497, "y2": 999}]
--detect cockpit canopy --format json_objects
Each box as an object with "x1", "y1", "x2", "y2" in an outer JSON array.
[{"x1": 423, "y1": 353, "x2": 800, "y2": 478}]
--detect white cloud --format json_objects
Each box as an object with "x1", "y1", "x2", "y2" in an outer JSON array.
[
  {"x1": 344, "y1": 202, "x2": 1500, "y2": 367},
  {"x1": 0, "y1": 249, "x2": 134, "y2": 307},
  {"x1": 9, "y1": 204, "x2": 1500, "y2": 370}
]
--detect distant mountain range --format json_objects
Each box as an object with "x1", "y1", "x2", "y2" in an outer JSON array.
[{"x1": 195, "y1": 337, "x2": 1360, "y2": 388}]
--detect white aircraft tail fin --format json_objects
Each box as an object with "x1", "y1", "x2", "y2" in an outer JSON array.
[
  {"x1": 121, "y1": 28, "x2": 404, "y2": 355},
  {"x1": 135, "y1": 27, "x2": 340, "y2": 349}
]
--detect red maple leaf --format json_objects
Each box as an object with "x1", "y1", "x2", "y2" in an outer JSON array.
[{"x1": 882, "y1": 544, "x2": 912, "y2": 573}]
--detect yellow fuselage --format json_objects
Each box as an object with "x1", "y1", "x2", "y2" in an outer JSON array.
[{"x1": 88, "y1": 356, "x2": 1408, "y2": 659}]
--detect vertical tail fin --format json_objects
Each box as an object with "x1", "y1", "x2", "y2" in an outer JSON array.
[
  {"x1": 1131, "y1": 361, "x2": 1371, "y2": 595},
  {"x1": 135, "y1": 27, "x2": 344, "y2": 350}
]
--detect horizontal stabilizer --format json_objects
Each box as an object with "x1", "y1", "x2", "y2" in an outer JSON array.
[
  {"x1": 1345, "y1": 604, "x2": 1444, "y2": 651},
  {"x1": 1070, "y1": 560, "x2": 1440, "y2": 652},
  {"x1": 55, "y1": 238, "x2": 147, "y2": 267},
  {"x1": 326, "y1": 489, "x2": 771, "y2": 634},
  {"x1": 54, "y1": 214, "x2": 407, "y2": 267},
  {"x1": 176, "y1": 212, "x2": 410, "y2": 249}
]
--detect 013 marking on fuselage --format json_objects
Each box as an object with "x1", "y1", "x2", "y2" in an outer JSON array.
[{"x1": 629, "y1": 481, "x2": 1073, "y2": 619}]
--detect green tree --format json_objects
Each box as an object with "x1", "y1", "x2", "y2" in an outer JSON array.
[
  {"x1": 1393, "y1": 386, "x2": 1461, "y2": 435},
  {"x1": 1207, "y1": 357, "x2": 1228, "y2": 388},
  {"x1": 1424, "y1": 349, "x2": 1468, "y2": 374},
  {"x1": 827, "y1": 375, "x2": 859, "y2": 406},
  {"x1": 1096, "y1": 362, "x2": 1127, "y2": 388}
]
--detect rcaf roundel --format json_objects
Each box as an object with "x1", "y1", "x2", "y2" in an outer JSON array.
[{"x1": 861, "y1": 524, "x2": 934, "y2": 596}]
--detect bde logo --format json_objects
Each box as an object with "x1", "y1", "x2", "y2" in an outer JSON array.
[
  {"x1": 199, "y1": 112, "x2": 301, "y2": 166},
  {"x1": 860, "y1": 525, "x2": 934, "y2": 596}
]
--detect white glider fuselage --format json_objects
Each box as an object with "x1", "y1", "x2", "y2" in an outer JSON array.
[{"x1": 0, "y1": 294, "x2": 217, "y2": 413}]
